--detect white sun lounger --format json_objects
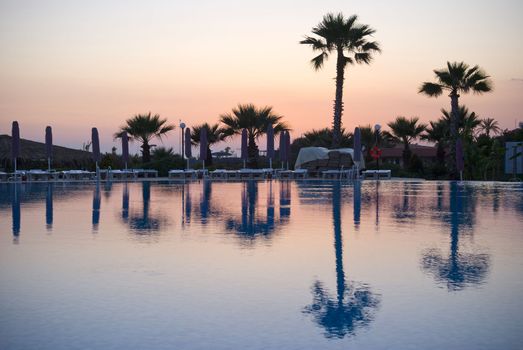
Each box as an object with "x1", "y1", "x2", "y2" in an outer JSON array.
[
  {"x1": 169, "y1": 169, "x2": 197, "y2": 179},
  {"x1": 363, "y1": 169, "x2": 391, "y2": 179},
  {"x1": 61, "y1": 170, "x2": 95, "y2": 180},
  {"x1": 27, "y1": 169, "x2": 59, "y2": 181}
]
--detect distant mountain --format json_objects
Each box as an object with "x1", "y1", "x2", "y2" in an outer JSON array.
[{"x1": 0, "y1": 134, "x2": 93, "y2": 169}]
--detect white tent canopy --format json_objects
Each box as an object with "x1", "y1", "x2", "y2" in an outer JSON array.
[{"x1": 294, "y1": 147, "x2": 365, "y2": 169}]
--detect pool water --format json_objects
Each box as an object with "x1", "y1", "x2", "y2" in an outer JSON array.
[{"x1": 1, "y1": 180, "x2": 522, "y2": 350}]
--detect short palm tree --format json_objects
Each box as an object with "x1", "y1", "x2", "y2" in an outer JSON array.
[
  {"x1": 479, "y1": 117, "x2": 501, "y2": 137},
  {"x1": 220, "y1": 104, "x2": 288, "y2": 167},
  {"x1": 190, "y1": 123, "x2": 227, "y2": 166},
  {"x1": 384, "y1": 116, "x2": 427, "y2": 167},
  {"x1": 301, "y1": 13, "x2": 380, "y2": 148},
  {"x1": 441, "y1": 106, "x2": 481, "y2": 141},
  {"x1": 419, "y1": 62, "x2": 492, "y2": 173},
  {"x1": 300, "y1": 128, "x2": 353, "y2": 148},
  {"x1": 422, "y1": 120, "x2": 448, "y2": 165},
  {"x1": 115, "y1": 113, "x2": 175, "y2": 163}
]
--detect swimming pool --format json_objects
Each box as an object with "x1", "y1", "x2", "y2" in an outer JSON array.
[{"x1": 1, "y1": 180, "x2": 522, "y2": 350}]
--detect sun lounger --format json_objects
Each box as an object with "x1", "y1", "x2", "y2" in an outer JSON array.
[
  {"x1": 61, "y1": 170, "x2": 95, "y2": 180},
  {"x1": 278, "y1": 170, "x2": 294, "y2": 179},
  {"x1": 362, "y1": 169, "x2": 391, "y2": 179},
  {"x1": 225, "y1": 170, "x2": 240, "y2": 180},
  {"x1": 239, "y1": 168, "x2": 266, "y2": 180},
  {"x1": 132, "y1": 169, "x2": 158, "y2": 178},
  {"x1": 293, "y1": 169, "x2": 308, "y2": 179},
  {"x1": 169, "y1": 169, "x2": 197, "y2": 179},
  {"x1": 27, "y1": 169, "x2": 59, "y2": 181},
  {"x1": 0, "y1": 171, "x2": 7, "y2": 182},
  {"x1": 210, "y1": 169, "x2": 228, "y2": 179},
  {"x1": 107, "y1": 169, "x2": 136, "y2": 180},
  {"x1": 322, "y1": 169, "x2": 343, "y2": 179}
]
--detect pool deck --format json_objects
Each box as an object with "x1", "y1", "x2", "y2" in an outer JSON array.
[{"x1": 0, "y1": 176, "x2": 426, "y2": 184}]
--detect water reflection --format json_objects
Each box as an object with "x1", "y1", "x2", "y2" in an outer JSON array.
[
  {"x1": 279, "y1": 181, "x2": 291, "y2": 219},
  {"x1": 46, "y1": 183, "x2": 53, "y2": 230},
  {"x1": 122, "y1": 183, "x2": 129, "y2": 221},
  {"x1": 421, "y1": 182, "x2": 490, "y2": 291},
  {"x1": 304, "y1": 182, "x2": 380, "y2": 338},
  {"x1": 353, "y1": 180, "x2": 361, "y2": 229},
  {"x1": 127, "y1": 182, "x2": 165, "y2": 233},
  {"x1": 224, "y1": 181, "x2": 277, "y2": 238},
  {"x1": 392, "y1": 182, "x2": 417, "y2": 222},
  {"x1": 92, "y1": 183, "x2": 101, "y2": 232},
  {"x1": 200, "y1": 180, "x2": 212, "y2": 224},
  {"x1": 11, "y1": 184, "x2": 21, "y2": 242}
]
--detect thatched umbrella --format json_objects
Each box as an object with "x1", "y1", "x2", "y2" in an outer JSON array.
[
  {"x1": 279, "y1": 131, "x2": 286, "y2": 169},
  {"x1": 285, "y1": 131, "x2": 291, "y2": 170},
  {"x1": 11, "y1": 121, "x2": 20, "y2": 173},
  {"x1": 185, "y1": 128, "x2": 192, "y2": 169},
  {"x1": 353, "y1": 127, "x2": 361, "y2": 175},
  {"x1": 121, "y1": 132, "x2": 129, "y2": 170},
  {"x1": 45, "y1": 126, "x2": 53, "y2": 171},
  {"x1": 199, "y1": 127, "x2": 207, "y2": 171},
  {"x1": 266, "y1": 124, "x2": 274, "y2": 169},
  {"x1": 241, "y1": 128, "x2": 248, "y2": 168}
]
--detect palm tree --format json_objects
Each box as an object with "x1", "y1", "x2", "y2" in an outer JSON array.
[
  {"x1": 384, "y1": 117, "x2": 427, "y2": 167},
  {"x1": 115, "y1": 113, "x2": 175, "y2": 163},
  {"x1": 419, "y1": 62, "x2": 492, "y2": 174},
  {"x1": 190, "y1": 123, "x2": 227, "y2": 166},
  {"x1": 297, "y1": 128, "x2": 353, "y2": 148},
  {"x1": 479, "y1": 117, "x2": 501, "y2": 137},
  {"x1": 422, "y1": 119, "x2": 448, "y2": 165},
  {"x1": 441, "y1": 106, "x2": 481, "y2": 141},
  {"x1": 301, "y1": 13, "x2": 380, "y2": 148},
  {"x1": 220, "y1": 104, "x2": 288, "y2": 167}
]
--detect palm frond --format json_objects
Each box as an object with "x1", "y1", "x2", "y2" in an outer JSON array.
[{"x1": 419, "y1": 82, "x2": 444, "y2": 97}]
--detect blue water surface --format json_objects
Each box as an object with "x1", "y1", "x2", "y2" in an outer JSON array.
[{"x1": 0, "y1": 180, "x2": 522, "y2": 350}]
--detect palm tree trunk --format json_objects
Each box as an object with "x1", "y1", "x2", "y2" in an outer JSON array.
[
  {"x1": 247, "y1": 133, "x2": 259, "y2": 168},
  {"x1": 142, "y1": 141, "x2": 151, "y2": 163},
  {"x1": 449, "y1": 91, "x2": 459, "y2": 178},
  {"x1": 206, "y1": 147, "x2": 213, "y2": 166},
  {"x1": 403, "y1": 139, "x2": 411, "y2": 168},
  {"x1": 331, "y1": 48, "x2": 345, "y2": 149}
]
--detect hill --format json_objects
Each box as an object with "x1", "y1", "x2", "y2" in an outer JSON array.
[{"x1": 0, "y1": 134, "x2": 93, "y2": 170}]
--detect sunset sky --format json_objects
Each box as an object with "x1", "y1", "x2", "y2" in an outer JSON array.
[{"x1": 1, "y1": 0, "x2": 522, "y2": 153}]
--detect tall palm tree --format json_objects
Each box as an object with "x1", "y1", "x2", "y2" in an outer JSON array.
[
  {"x1": 115, "y1": 113, "x2": 175, "y2": 163},
  {"x1": 422, "y1": 119, "x2": 448, "y2": 165},
  {"x1": 419, "y1": 62, "x2": 492, "y2": 174},
  {"x1": 190, "y1": 123, "x2": 227, "y2": 166},
  {"x1": 220, "y1": 104, "x2": 288, "y2": 167},
  {"x1": 384, "y1": 116, "x2": 427, "y2": 167},
  {"x1": 479, "y1": 117, "x2": 501, "y2": 137},
  {"x1": 301, "y1": 13, "x2": 380, "y2": 148}
]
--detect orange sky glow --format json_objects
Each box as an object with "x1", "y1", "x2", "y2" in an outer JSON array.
[{"x1": 1, "y1": 0, "x2": 522, "y2": 153}]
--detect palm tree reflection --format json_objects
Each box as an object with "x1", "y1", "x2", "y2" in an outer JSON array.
[
  {"x1": 304, "y1": 182, "x2": 380, "y2": 338},
  {"x1": 421, "y1": 182, "x2": 490, "y2": 291},
  {"x1": 128, "y1": 182, "x2": 165, "y2": 233}
]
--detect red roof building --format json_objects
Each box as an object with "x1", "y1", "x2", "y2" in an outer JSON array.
[{"x1": 380, "y1": 143, "x2": 437, "y2": 166}]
